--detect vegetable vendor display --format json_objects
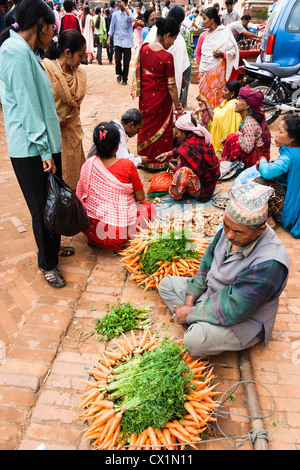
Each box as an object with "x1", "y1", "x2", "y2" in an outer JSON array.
[
  {"x1": 80, "y1": 331, "x2": 219, "y2": 450},
  {"x1": 119, "y1": 219, "x2": 208, "y2": 290},
  {"x1": 93, "y1": 302, "x2": 152, "y2": 341}
]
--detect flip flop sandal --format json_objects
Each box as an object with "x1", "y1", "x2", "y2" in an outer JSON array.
[
  {"x1": 59, "y1": 246, "x2": 75, "y2": 257},
  {"x1": 40, "y1": 268, "x2": 66, "y2": 288}
]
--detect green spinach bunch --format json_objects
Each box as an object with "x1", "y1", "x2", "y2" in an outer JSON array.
[
  {"x1": 93, "y1": 302, "x2": 151, "y2": 342},
  {"x1": 140, "y1": 229, "x2": 200, "y2": 275}
]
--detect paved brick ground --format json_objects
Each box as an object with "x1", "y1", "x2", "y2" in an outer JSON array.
[{"x1": 0, "y1": 57, "x2": 299, "y2": 451}]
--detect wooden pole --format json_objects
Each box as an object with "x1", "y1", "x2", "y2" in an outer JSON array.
[{"x1": 238, "y1": 348, "x2": 269, "y2": 450}]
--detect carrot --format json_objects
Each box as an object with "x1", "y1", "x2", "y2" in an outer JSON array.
[
  {"x1": 166, "y1": 420, "x2": 195, "y2": 441},
  {"x1": 156, "y1": 430, "x2": 168, "y2": 449},
  {"x1": 143, "y1": 338, "x2": 158, "y2": 350},
  {"x1": 80, "y1": 380, "x2": 100, "y2": 390},
  {"x1": 130, "y1": 329, "x2": 138, "y2": 348},
  {"x1": 102, "y1": 411, "x2": 123, "y2": 447},
  {"x1": 161, "y1": 428, "x2": 173, "y2": 450},
  {"x1": 138, "y1": 329, "x2": 148, "y2": 348},
  {"x1": 98, "y1": 414, "x2": 115, "y2": 443},
  {"x1": 147, "y1": 426, "x2": 160, "y2": 450},
  {"x1": 135, "y1": 429, "x2": 148, "y2": 450},
  {"x1": 93, "y1": 408, "x2": 116, "y2": 427},
  {"x1": 93, "y1": 399, "x2": 114, "y2": 409},
  {"x1": 189, "y1": 400, "x2": 211, "y2": 411},
  {"x1": 129, "y1": 433, "x2": 138, "y2": 448},
  {"x1": 121, "y1": 333, "x2": 134, "y2": 352},
  {"x1": 108, "y1": 423, "x2": 121, "y2": 449},
  {"x1": 79, "y1": 388, "x2": 102, "y2": 408},
  {"x1": 99, "y1": 351, "x2": 113, "y2": 368},
  {"x1": 96, "y1": 363, "x2": 111, "y2": 376},
  {"x1": 85, "y1": 369, "x2": 108, "y2": 380},
  {"x1": 185, "y1": 426, "x2": 201, "y2": 436},
  {"x1": 168, "y1": 428, "x2": 198, "y2": 450},
  {"x1": 105, "y1": 350, "x2": 123, "y2": 361},
  {"x1": 184, "y1": 402, "x2": 200, "y2": 425}
]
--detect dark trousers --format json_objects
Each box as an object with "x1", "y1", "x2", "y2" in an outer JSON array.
[
  {"x1": 114, "y1": 46, "x2": 131, "y2": 83},
  {"x1": 11, "y1": 154, "x2": 62, "y2": 271},
  {"x1": 107, "y1": 37, "x2": 114, "y2": 63}
]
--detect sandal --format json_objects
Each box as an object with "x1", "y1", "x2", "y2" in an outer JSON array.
[
  {"x1": 40, "y1": 268, "x2": 66, "y2": 288},
  {"x1": 58, "y1": 246, "x2": 75, "y2": 257}
]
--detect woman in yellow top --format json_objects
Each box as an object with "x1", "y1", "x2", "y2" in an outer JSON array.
[
  {"x1": 197, "y1": 80, "x2": 242, "y2": 153},
  {"x1": 43, "y1": 30, "x2": 87, "y2": 190}
]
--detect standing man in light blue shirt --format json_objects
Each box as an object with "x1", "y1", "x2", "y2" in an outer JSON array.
[{"x1": 107, "y1": 0, "x2": 134, "y2": 85}]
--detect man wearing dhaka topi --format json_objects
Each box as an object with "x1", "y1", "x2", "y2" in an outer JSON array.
[{"x1": 158, "y1": 181, "x2": 290, "y2": 357}]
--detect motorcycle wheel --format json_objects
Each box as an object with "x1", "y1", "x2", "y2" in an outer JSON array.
[{"x1": 250, "y1": 80, "x2": 285, "y2": 126}]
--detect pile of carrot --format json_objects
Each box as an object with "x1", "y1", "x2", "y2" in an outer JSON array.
[
  {"x1": 119, "y1": 219, "x2": 208, "y2": 290},
  {"x1": 80, "y1": 330, "x2": 219, "y2": 450}
]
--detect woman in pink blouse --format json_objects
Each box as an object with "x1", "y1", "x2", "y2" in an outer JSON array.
[{"x1": 221, "y1": 87, "x2": 271, "y2": 169}]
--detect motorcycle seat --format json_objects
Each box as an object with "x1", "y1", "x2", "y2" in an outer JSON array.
[{"x1": 257, "y1": 62, "x2": 300, "y2": 78}]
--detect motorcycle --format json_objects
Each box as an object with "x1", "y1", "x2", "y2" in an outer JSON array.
[{"x1": 241, "y1": 59, "x2": 300, "y2": 125}]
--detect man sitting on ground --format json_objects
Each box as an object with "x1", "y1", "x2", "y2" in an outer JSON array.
[
  {"x1": 158, "y1": 181, "x2": 290, "y2": 357},
  {"x1": 87, "y1": 108, "x2": 146, "y2": 167}
]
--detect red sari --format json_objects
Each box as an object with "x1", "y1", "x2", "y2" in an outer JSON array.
[{"x1": 132, "y1": 43, "x2": 176, "y2": 171}]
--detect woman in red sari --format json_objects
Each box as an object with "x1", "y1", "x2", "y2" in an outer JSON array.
[
  {"x1": 221, "y1": 87, "x2": 271, "y2": 169},
  {"x1": 131, "y1": 16, "x2": 184, "y2": 171}
]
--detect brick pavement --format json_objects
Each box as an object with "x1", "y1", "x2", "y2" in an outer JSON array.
[{"x1": 0, "y1": 60, "x2": 300, "y2": 451}]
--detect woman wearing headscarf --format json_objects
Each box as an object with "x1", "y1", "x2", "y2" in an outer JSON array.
[
  {"x1": 156, "y1": 113, "x2": 220, "y2": 201},
  {"x1": 254, "y1": 115, "x2": 300, "y2": 237},
  {"x1": 43, "y1": 29, "x2": 87, "y2": 191},
  {"x1": 221, "y1": 87, "x2": 271, "y2": 169}
]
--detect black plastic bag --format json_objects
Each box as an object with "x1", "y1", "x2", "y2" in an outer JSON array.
[{"x1": 44, "y1": 172, "x2": 89, "y2": 237}]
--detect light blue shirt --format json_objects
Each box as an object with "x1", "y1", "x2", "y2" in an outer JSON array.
[
  {"x1": 259, "y1": 151, "x2": 290, "y2": 187},
  {"x1": 0, "y1": 30, "x2": 61, "y2": 161},
  {"x1": 108, "y1": 10, "x2": 134, "y2": 48}
]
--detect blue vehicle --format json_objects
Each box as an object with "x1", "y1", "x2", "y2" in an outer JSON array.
[{"x1": 260, "y1": 0, "x2": 300, "y2": 66}]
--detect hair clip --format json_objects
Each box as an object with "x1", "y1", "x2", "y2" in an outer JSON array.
[
  {"x1": 12, "y1": 22, "x2": 19, "y2": 31},
  {"x1": 52, "y1": 35, "x2": 59, "y2": 43},
  {"x1": 99, "y1": 129, "x2": 107, "y2": 140}
]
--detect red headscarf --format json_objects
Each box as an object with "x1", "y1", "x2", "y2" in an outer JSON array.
[{"x1": 239, "y1": 86, "x2": 271, "y2": 148}]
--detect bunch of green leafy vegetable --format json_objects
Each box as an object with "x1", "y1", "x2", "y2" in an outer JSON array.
[
  {"x1": 102, "y1": 338, "x2": 195, "y2": 437},
  {"x1": 140, "y1": 229, "x2": 200, "y2": 275},
  {"x1": 181, "y1": 28, "x2": 195, "y2": 65},
  {"x1": 93, "y1": 302, "x2": 152, "y2": 341},
  {"x1": 99, "y1": 33, "x2": 108, "y2": 47}
]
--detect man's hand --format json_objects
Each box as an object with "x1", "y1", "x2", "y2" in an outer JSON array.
[
  {"x1": 42, "y1": 158, "x2": 56, "y2": 173},
  {"x1": 173, "y1": 305, "x2": 191, "y2": 325}
]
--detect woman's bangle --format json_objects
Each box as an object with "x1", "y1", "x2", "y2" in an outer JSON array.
[{"x1": 175, "y1": 104, "x2": 183, "y2": 109}]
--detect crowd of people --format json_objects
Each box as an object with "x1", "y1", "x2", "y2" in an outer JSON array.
[{"x1": 0, "y1": 0, "x2": 299, "y2": 355}]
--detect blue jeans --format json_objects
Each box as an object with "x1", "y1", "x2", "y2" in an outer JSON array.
[{"x1": 94, "y1": 34, "x2": 103, "y2": 64}]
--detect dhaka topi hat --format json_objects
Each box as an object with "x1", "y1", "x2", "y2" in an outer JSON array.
[{"x1": 225, "y1": 181, "x2": 274, "y2": 226}]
